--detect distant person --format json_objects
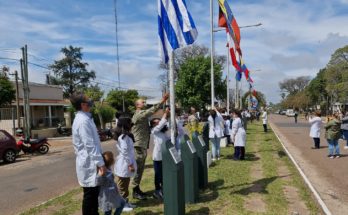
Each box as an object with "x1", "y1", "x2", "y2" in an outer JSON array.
[
  {"x1": 325, "y1": 113, "x2": 341, "y2": 159},
  {"x1": 70, "y1": 93, "x2": 106, "y2": 215},
  {"x1": 98, "y1": 151, "x2": 126, "y2": 215},
  {"x1": 262, "y1": 108, "x2": 268, "y2": 132},
  {"x1": 188, "y1": 107, "x2": 199, "y2": 137},
  {"x1": 294, "y1": 109, "x2": 299, "y2": 123},
  {"x1": 201, "y1": 113, "x2": 210, "y2": 149},
  {"x1": 208, "y1": 107, "x2": 224, "y2": 161},
  {"x1": 114, "y1": 115, "x2": 137, "y2": 211},
  {"x1": 224, "y1": 115, "x2": 232, "y2": 145},
  {"x1": 309, "y1": 111, "x2": 322, "y2": 149},
  {"x1": 131, "y1": 93, "x2": 169, "y2": 200},
  {"x1": 231, "y1": 110, "x2": 246, "y2": 160},
  {"x1": 150, "y1": 108, "x2": 170, "y2": 200},
  {"x1": 341, "y1": 112, "x2": 348, "y2": 149}
]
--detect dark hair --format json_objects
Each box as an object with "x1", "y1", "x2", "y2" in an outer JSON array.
[
  {"x1": 232, "y1": 109, "x2": 242, "y2": 118},
  {"x1": 115, "y1": 111, "x2": 122, "y2": 120},
  {"x1": 209, "y1": 109, "x2": 217, "y2": 118},
  {"x1": 102, "y1": 151, "x2": 115, "y2": 168},
  {"x1": 315, "y1": 110, "x2": 321, "y2": 117},
  {"x1": 114, "y1": 114, "x2": 134, "y2": 141},
  {"x1": 70, "y1": 93, "x2": 86, "y2": 111},
  {"x1": 150, "y1": 118, "x2": 168, "y2": 132}
]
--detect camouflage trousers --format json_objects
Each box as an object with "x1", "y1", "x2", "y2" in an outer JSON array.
[{"x1": 131, "y1": 146, "x2": 148, "y2": 188}]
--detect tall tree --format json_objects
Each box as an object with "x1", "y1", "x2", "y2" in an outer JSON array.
[
  {"x1": 307, "y1": 68, "x2": 327, "y2": 105},
  {"x1": 0, "y1": 66, "x2": 15, "y2": 107},
  {"x1": 83, "y1": 85, "x2": 104, "y2": 102},
  {"x1": 49, "y1": 46, "x2": 96, "y2": 98},
  {"x1": 175, "y1": 55, "x2": 226, "y2": 110},
  {"x1": 279, "y1": 76, "x2": 311, "y2": 96},
  {"x1": 106, "y1": 89, "x2": 139, "y2": 113}
]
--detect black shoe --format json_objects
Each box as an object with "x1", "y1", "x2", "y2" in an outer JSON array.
[
  {"x1": 133, "y1": 191, "x2": 147, "y2": 200},
  {"x1": 153, "y1": 190, "x2": 163, "y2": 200}
]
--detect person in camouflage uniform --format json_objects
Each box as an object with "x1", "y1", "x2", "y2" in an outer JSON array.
[{"x1": 131, "y1": 93, "x2": 169, "y2": 199}]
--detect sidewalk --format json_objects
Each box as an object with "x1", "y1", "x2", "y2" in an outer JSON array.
[{"x1": 270, "y1": 114, "x2": 348, "y2": 215}]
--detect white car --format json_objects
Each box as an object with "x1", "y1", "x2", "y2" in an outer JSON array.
[{"x1": 286, "y1": 109, "x2": 295, "y2": 117}]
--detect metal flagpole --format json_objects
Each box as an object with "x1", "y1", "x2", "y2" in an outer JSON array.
[
  {"x1": 169, "y1": 51, "x2": 176, "y2": 145},
  {"x1": 226, "y1": 47, "x2": 230, "y2": 114},
  {"x1": 210, "y1": 0, "x2": 215, "y2": 108}
]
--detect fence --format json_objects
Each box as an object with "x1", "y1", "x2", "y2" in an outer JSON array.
[{"x1": 0, "y1": 108, "x2": 16, "y2": 135}]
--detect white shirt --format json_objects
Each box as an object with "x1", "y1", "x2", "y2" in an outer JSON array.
[
  {"x1": 231, "y1": 117, "x2": 246, "y2": 147},
  {"x1": 208, "y1": 111, "x2": 224, "y2": 138},
  {"x1": 72, "y1": 111, "x2": 105, "y2": 187},
  {"x1": 262, "y1": 111, "x2": 268, "y2": 124},
  {"x1": 224, "y1": 119, "x2": 231, "y2": 135},
  {"x1": 114, "y1": 134, "x2": 137, "y2": 178},
  {"x1": 309, "y1": 116, "x2": 322, "y2": 138},
  {"x1": 152, "y1": 118, "x2": 169, "y2": 161}
]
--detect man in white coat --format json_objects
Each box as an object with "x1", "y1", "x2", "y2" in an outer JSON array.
[
  {"x1": 309, "y1": 111, "x2": 322, "y2": 149},
  {"x1": 261, "y1": 107, "x2": 268, "y2": 132},
  {"x1": 71, "y1": 93, "x2": 106, "y2": 215}
]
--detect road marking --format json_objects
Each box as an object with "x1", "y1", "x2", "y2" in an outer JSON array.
[{"x1": 269, "y1": 122, "x2": 332, "y2": 215}]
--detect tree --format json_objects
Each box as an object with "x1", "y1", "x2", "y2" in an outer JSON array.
[
  {"x1": 242, "y1": 91, "x2": 267, "y2": 109},
  {"x1": 279, "y1": 76, "x2": 311, "y2": 96},
  {"x1": 106, "y1": 89, "x2": 139, "y2": 113},
  {"x1": 83, "y1": 85, "x2": 104, "y2": 102},
  {"x1": 175, "y1": 55, "x2": 226, "y2": 110},
  {"x1": 92, "y1": 103, "x2": 116, "y2": 129},
  {"x1": 49, "y1": 46, "x2": 96, "y2": 98},
  {"x1": 307, "y1": 68, "x2": 327, "y2": 105},
  {"x1": 0, "y1": 66, "x2": 15, "y2": 107}
]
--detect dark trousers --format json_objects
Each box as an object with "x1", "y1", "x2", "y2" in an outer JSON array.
[
  {"x1": 294, "y1": 116, "x2": 298, "y2": 123},
  {"x1": 82, "y1": 186, "x2": 100, "y2": 215},
  {"x1": 234, "y1": 146, "x2": 245, "y2": 160},
  {"x1": 226, "y1": 135, "x2": 231, "y2": 145},
  {"x1": 153, "y1": 160, "x2": 163, "y2": 191},
  {"x1": 263, "y1": 124, "x2": 268, "y2": 132},
  {"x1": 313, "y1": 138, "x2": 320, "y2": 148}
]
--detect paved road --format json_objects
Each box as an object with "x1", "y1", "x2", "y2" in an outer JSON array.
[
  {"x1": 0, "y1": 138, "x2": 115, "y2": 215},
  {"x1": 270, "y1": 114, "x2": 348, "y2": 215}
]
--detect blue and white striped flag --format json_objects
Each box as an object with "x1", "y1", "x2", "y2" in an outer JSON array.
[{"x1": 158, "y1": 0, "x2": 198, "y2": 64}]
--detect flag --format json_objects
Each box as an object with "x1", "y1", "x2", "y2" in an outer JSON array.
[
  {"x1": 236, "y1": 70, "x2": 242, "y2": 81},
  {"x1": 218, "y1": 0, "x2": 241, "y2": 55},
  {"x1": 158, "y1": 0, "x2": 198, "y2": 64}
]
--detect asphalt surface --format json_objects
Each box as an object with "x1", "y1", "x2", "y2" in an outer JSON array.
[
  {"x1": 0, "y1": 138, "x2": 115, "y2": 215},
  {"x1": 270, "y1": 114, "x2": 348, "y2": 215}
]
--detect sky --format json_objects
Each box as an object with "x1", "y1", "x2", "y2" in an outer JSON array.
[{"x1": 1, "y1": 0, "x2": 348, "y2": 103}]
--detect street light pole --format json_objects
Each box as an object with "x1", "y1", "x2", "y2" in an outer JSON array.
[
  {"x1": 210, "y1": 0, "x2": 215, "y2": 108},
  {"x1": 226, "y1": 47, "x2": 230, "y2": 114}
]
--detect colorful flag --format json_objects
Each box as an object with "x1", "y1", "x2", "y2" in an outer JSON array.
[
  {"x1": 158, "y1": 0, "x2": 198, "y2": 63},
  {"x1": 218, "y1": 0, "x2": 241, "y2": 55}
]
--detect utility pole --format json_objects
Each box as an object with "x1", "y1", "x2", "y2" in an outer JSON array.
[
  {"x1": 226, "y1": 47, "x2": 230, "y2": 114},
  {"x1": 14, "y1": 70, "x2": 20, "y2": 128},
  {"x1": 210, "y1": 0, "x2": 215, "y2": 108},
  {"x1": 21, "y1": 45, "x2": 31, "y2": 141}
]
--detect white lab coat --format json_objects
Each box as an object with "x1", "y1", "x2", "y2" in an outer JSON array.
[
  {"x1": 309, "y1": 116, "x2": 322, "y2": 138},
  {"x1": 152, "y1": 118, "x2": 169, "y2": 161},
  {"x1": 72, "y1": 111, "x2": 105, "y2": 187},
  {"x1": 224, "y1": 120, "x2": 231, "y2": 135},
  {"x1": 208, "y1": 111, "x2": 224, "y2": 138},
  {"x1": 114, "y1": 134, "x2": 137, "y2": 178},
  {"x1": 231, "y1": 118, "x2": 246, "y2": 147},
  {"x1": 262, "y1": 111, "x2": 268, "y2": 124}
]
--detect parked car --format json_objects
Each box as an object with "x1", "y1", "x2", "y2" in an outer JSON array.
[
  {"x1": 0, "y1": 130, "x2": 18, "y2": 163},
  {"x1": 279, "y1": 110, "x2": 286, "y2": 115},
  {"x1": 286, "y1": 109, "x2": 295, "y2": 117}
]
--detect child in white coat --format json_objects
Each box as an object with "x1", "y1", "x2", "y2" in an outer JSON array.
[
  {"x1": 150, "y1": 108, "x2": 170, "y2": 200},
  {"x1": 231, "y1": 110, "x2": 246, "y2": 160},
  {"x1": 309, "y1": 111, "x2": 322, "y2": 149},
  {"x1": 208, "y1": 108, "x2": 224, "y2": 161},
  {"x1": 114, "y1": 116, "x2": 137, "y2": 212}
]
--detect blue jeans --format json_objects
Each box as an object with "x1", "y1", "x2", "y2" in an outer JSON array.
[
  {"x1": 210, "y1": 136, "x2": 221, "y2": 159},
  {"x1": 342, "y1": 130, "x2": 348, "y2": 146},
  {"x1": 327, "y1": 139, "x2": 340, "y2": 156},
  {"x1": 104, "y1": 199, "x2": 125, "y2": 215}
]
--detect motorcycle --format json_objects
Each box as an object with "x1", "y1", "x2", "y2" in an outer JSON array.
[
  {"x1": 57, "y1": 123, "x2": 71, "y2": 136},
  {"x1": 17, "y1": 137, "x2": 50, "y2": 154}
]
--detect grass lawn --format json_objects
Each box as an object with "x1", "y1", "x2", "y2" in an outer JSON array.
[{"x1": 20, "y1": 122, "x2": 321, "y2": 215}]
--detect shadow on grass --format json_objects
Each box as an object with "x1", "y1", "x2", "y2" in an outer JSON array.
[
  {"x1": 134, "y1": 191, "x2": 163, "y2": 208},
  {"x1": 135, "y1": 210, "x2": 162, "y2": 215},
  {"x1": 145, "y1": 163, "x2": 154, "y2": 169},
  {"x1": 187, "y1": 207, "x2": 210, "y2": 214},
  {"x1": 231, "y1": 176, "x2": 285, "y2": 196},
  {"x1": 199, "y1": 179, "x2": 224, "y2": 203},
  {"x1": 277, "y1": 150, "x2": 287, "y2": 158},
  {"x1": 225, "y1": 153, "x2": 260, "y2": 161}
]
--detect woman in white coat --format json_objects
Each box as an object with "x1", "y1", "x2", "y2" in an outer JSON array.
[
  {"x1": 231, "y1": 110, "x2": 246, "y2": 160},
  {"x1": 309, "y1": 111, "x2": 322, "y2": 149},
  {"x1": 208, "y1": 108, "x2": 224, "y2": 161}
]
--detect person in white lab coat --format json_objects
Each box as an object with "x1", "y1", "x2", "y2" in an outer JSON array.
[
  {"x1": 71, "y1": 93, "x2": 106, "y2": 215},
  {"x1": 231, "y1": 110, "x2": 246, "y2": 160},
  {"x1": 208, "y1": 108, "x2": 224, "y2": 161},
  {"x1": 114, "y1": 115, "x2": 137, "y2": 211},
  {"x1": 150, "y1": 108, "x2": 170, "y2": 200},
  {"x1": 309, "y1": 111, "x2": 322, "y2": 149},
  {"x1": 224, "y1": 115, "x2": 232, "y2": 145},
  {"x1": 262, "y1": 108, "x2": 268, "y2": 132}
]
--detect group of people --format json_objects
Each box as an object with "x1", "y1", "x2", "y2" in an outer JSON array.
[
  {"x1": 71, "y1": 93, "x2": 170, "y2": 215},
  {"x1": 308, "y1": 110, "x2": 348, "y2": 158}
]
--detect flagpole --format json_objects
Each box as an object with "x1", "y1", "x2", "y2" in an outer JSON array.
[
  {"x1": 210, "y1": 0, "x2": 215, "y2": 108},
  {"x1": 169, "y1": 51, "x2": 176, "y2": 145},
  {"x1": 226, "y1": 46, "x2": 230, "y2": 114}
]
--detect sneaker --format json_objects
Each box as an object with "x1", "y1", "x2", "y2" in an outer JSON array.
[
  {"x1": 329, "y1": 156, "x2": 335, "y2": 159},
  {"x1": 335, "y1": 155, "x2": 340, "y2": 158},
  {"x1": 122, "y1": 206, "x2": 133, "y2": 212},
  {"x1": 217, "y1": 157, "x2": 220, "y2": 161},
  {"x1": 344, "y1": 146, "x2": 348, "y2": 149},
  {"x1": 153, "y1": 190, "x2": 163, "y2": 200},
  {"x1": 126, "y1": 202, "x2": 136, "y2": 209},
  {"x1": 212, "y1": 158, "x2": 216, "y2": 162},
  {"x1": 133, "y1": 191, "x2": 147, "y2": 200}
]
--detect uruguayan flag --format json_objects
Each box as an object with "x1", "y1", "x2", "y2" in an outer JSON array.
[{"x1": 158, "y1": 0, "x2": 198, "y2": 64}]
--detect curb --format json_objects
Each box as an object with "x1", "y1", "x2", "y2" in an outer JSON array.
[
  {"x1": 269, "y1": 122, "x2": 332, "y2": 215},
  {"x1": 47, "y1": 136, "x2": 72, "y2": 140}
]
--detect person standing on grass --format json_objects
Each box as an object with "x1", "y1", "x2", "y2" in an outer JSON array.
[
  {"x1": 208, "y1": 107, "x2": 224, "y2": 161},
  {"x1": 98, "y1": 151, "x2": 125, "y2": 215},
  {"x1": 309, "y1": 111, "x2": 322, "y2": 149},
  {"x1": 325, "y1": 113, "x2": 342, "y2": 159},
  {"x1": 70, "y1": 93, "x2": 106, "y2": 215},
  {"x1": 131, "y1": 93, "x2": 169, "y2": 200},
  {"x1": 341, "y1": 112, "x2": 348, "y2": 149},
  {"x1": 261, "y1": 107, "x2": 268, "y2": 132},
  {"x1": 231, "y1": 110, "x2": 246, "y2": 160},
  {"x1": 224, "y1": 115, "x2": 232, "y2": 145},
  {"x1": 114, "y1": 115, "x2": 137, "y2": 212},
  {"x1": 188, "y1": 107, "x2": 199, "y2": 137},
  {"x1": 150, "y1": 107, "x2": 170, "y2": 200}
]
